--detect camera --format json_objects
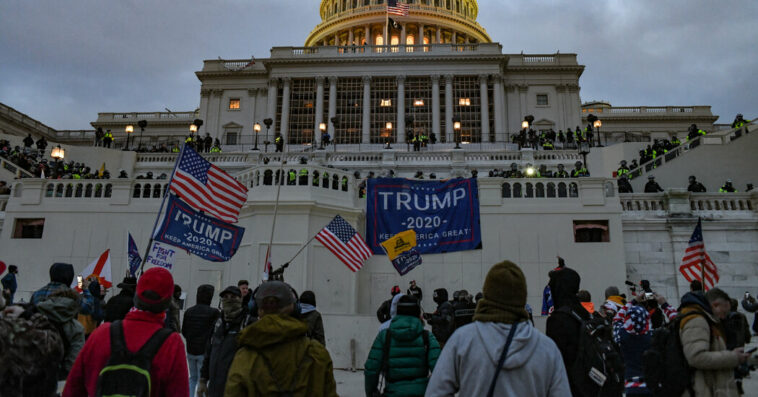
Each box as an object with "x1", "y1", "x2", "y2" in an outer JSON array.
[{"x1": 644, "y1": 292, "x2": 655, "y2": 301}]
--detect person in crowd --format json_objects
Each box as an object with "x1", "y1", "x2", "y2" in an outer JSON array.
[
  {"x1": 618, "y1": 174, "x2": 633, "y2": 193},
  {"x1": 678, "y1": 288, "x2": 749, "y2": 396},
  {"x1": 22, "y1": 133, "x2": 34, "y2": 148},
  {"x1": 63, "y1": 267, "x2": 189, "y2": 397},
  {"x1": 601, "y1": 286, "x2": 625, "y2": 319},
  {"x1": 731, "y1": 113, "x2": 750, "y2": 129},
  {"x1": 103, "y1": 129, "x2": 113, "y2": 148},
  {"x1": 505, "y1": 162, "x2": 523, "y2": 178},
  {"x1": 365, "y1": 295, "x2": 440, "y2": 397},
  {"x1": 104, "y1": 276, "x2": 137, "y2": 322},
  {"x1": 380, "y1": 293, "x2": 406, "y2": 331},
  {"x1": 630, "y1": 159, "x2": 639, "y2": 170},
  {"x1": 746, "y1": 183, "x2": 754, "y2": 192},
  {"x1": 1, "y1": 264, "x2": 18, "y2": 304},
  {"x1": 688, "y1": 175, "x2": 707, "y2": 192},
  {"x1": 224, "y1": 281, "x2": 337, "y2": 397},
  {"x1": 545, "y1": 264, "x2": 587, "y2": 396},
  {"x1": 36, "y1": 287, "x2": 86, "y2": 380},
  {"x1": 644, "y1": 175, "x2": 664, "y2": 193},
  {"x1": 571, "y1": 161, "x2": 589, "y2": 177},
  {"x1": 0, "y1": 180, "x2": 10, "y2": 194},
  {"x1": 31, "y1": 263, "x2": 94, "y2": 314},
  {"x1": 452, "y1": 290, "x2": 476, "y2": 332},
  {"x1": 300, "y1": 290, "x2": 326, "y2": 346},
  {"x1": 720, "y1": 179, "x2": 737, "y2": 192},
  {"x1": 238, "y1": 279, "x2": 252, "y2": 311},
  {"x1": 725, "y1": 298, "x2": 751, "y2": 395},
  {"x1": 197, "y1": 286, "x2": 252, "y2": 397},
  {"x1": 741, "y1": 291, "x2": 758, "y2": 337},
  {"x1": 77, "y1": 277, "x2": 105, "y2": 338},
  {"x1": 577, "y1": 290, "x2": 596, "y2": 315},
  {"x1": 165, "y1": 284, "x2": 182, "y2": 332},
  {"x1": 617, "y1": 160, "x2": 630, "y2": 178},
  {"x1": 407, "y1": 280, "x2": 423, "y2": 303},
  {"x1": 426, "y1": 261, "x2": 570, "y2": 396},
  {"x1": 274, "y1": 133, "x2": 284, "y2": 152},
  {"x1": 425, "y1": 288, "x2": 454, "y2": 346},
  {"x1": 94, "y1": 127, "x2": 104, "y2": 147},
  {"x1": 612, "y1": 304, "x2": 652, "y2": 396},
  {"x1": 555, "y1": 163, "x2": 569, "y2": 178},
  {"x1": 377, "y1": 285, "x2": 402, "y2": 323},
  {"x1": 182, "y1": 284, "x2": 219, "y2": 397},
  {"x1": 203, "y1": 133, "x2": 213, "y2": 153}
]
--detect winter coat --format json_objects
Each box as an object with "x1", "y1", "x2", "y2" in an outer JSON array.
[
  {"x1": 1, "y1": 272, "x2": 16, "y2": 295},
  {"x1": 103, "y1": 288, "x2": 135, "y2": 323},
  {"x1": 181, "y1": 285, "x2": 219, "y2": 355},
  {"x1": 724, "y1": 311, "x2": 751, "y2": 350},
  {"x1": 679, "y1": 295, "x2": 739, "y2": 397},
  {"x1": 200, "y1": 313, "x2": 252, "y2": 397},
  {"x1": 364, "y1": 315, "x2": 441, "y2": 397},
  {"x1": 378, "y1": 298, "x2": 394, "y2": 323},
  {"x1": 224, "y1": 313, "x2": 338, "y2": 397},
  {"x1": 165, "y1": 297, "x2": 181, "y2": 332},
  {"x1": 428, "y1": 301, "x2": 454, "y2": 345},
  {"x1": 425, "y1": 321, "x2": 570, "y2": 397},
  {"x1": 301, "y1": 307, "x2": 326, "y2": 346},
  {"x1": 62, "y1": 310, "x2": 189, "y2": 397},
  {"x1": 618, "y1": 331, "x2": 651, "y2": 381},
  {"x1": 36, "y1": 293, "x2": 86, "y2": 380}
]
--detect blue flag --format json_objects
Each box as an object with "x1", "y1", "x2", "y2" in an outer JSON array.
[
  {"x1": 391, "y1": 248, "x2": 422, "y2": 276},
  {"x1": 127, "y1": 233, "x2": 142, "y2": 277},
  {"x1": 154, "y1": 195, "x2": 245, "y2": 262}
]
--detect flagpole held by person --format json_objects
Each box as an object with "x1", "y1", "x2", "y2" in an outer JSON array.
[{"x1": 679, "y1": 218, "x2": 719, "y2": 291}]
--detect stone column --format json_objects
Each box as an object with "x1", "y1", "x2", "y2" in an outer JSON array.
[
  {"x1": 452, "y1": 31, "x2": 457, "y2": 44},
  {"x1": 362, "y1": 76, "x2": 371, "y2": 144},
  {"x1": 279, "y1": 78, "x2": 291, "y2": 142},
  {"x1": 431, "y1": 75, "x2": 441, "y2": 140},
  {"x1": 479, "y1": 74, "x2": 490, "y2": 141},
  {"x1": 493, "y1": 74, "x2": 505, "y2": 140},
  {"x1": 328, "y1": 76, "x2": 338, "y2": 137},
  {"x1": 418, "y1": 24, "x2": 424, "y2": 44},
  {"x1": 267, "y1": 78, "x2": 278, "y2": 135},
  {"x1": 248, "y1": 88, "x2": 258, "y2": 136},
  {"x1": 555, "y1": 84, "x2": 566, "y2": 131},
  {"x1": 397, "y1": 75, "x2": 406, "y2": 143},
  {"x1": 383, "y1": 22, "x2": 388, "y2": 46},
  {"x1": 348, "y1": 30, "x2": 354, "y2": 46},
  {"x1": 323, "y1": 38, "x2": 328, "y2": 46},
  {"x1": 518, "y1": 85, "x2": 528, "y2": 120},
  {"x1": 314, "y1": 76, "x2": 325, "y2": 137},
  {"x1": 334, "y1": 32, "x2": 339, "y2": 46},
  {"x1": 436, "y1": 26, "x2": 441, "y2": 43},
  {"x1": 365, "y1": 24, "x2": 371, "y2": 45},
  {"x1": 444, "y1": 74, "x2": 454, "y2": 143}
]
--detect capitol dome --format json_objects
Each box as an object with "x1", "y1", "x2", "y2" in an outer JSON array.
[{"x1": 305, "y1": 0, "x2": 491, "y2": 47}]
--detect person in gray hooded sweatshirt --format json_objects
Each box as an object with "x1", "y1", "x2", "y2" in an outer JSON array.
[
  {"x1": 35, "y1": 287, "x2": 85, "y2": 380},
  {"x1": 425, "y1": 261, "x2": 570, "y2": 397}
]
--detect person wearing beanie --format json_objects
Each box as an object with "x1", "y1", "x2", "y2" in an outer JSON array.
[
  {"x1": 300, "y1": 290, "x2": 326, "y2": 346},
  {"x1": 104, "y1": 276, "x2": 137, "y2": 322},
  {"x1": 31, "y1": 263, "x2": 95, "y2": 315},
  {"x1": 426, "y1": 261, "x2": 570, "y2": 397},
  {"x1": 366, "y1": 295, "x2": 440, "y2": 397},
  {"x1": 377, "y1": 285, "x2": 402, "y2": 323},
  {"x1": 426, "y1": 288, "x2": 455, "y2": 346},
  {"x1": 182, "y1": 284, "x2": 219, "y2": 397},
  {"x1": 62, "y1": 267, "x2": 189, "y2": 397},
  {"x1": 1, "y1": 264, "x2": 18, "y2": 304},
  {"x1": 225, "y1": 281, "x2": 337, "y2": 397}
]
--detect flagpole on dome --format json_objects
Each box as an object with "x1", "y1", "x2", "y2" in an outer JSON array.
[{"x1": 139, "y1": 142, "x2": 187, "y2": 275}]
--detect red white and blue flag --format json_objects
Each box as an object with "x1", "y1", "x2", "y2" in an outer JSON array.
[
  {"x1": 315, "y1": 215, "x2": 372, "y2": 272},
  {"x1": 170, "y1": 145, "x2": 248, "y2": 223},
  {"x1": 387, "y1": 0, "x2": 410, "y2": 16},
  {"x1": 127, "y1": 233, "x2": 142, "y2": 277},
  {"x1": 679, "y1": 218, "x2": 719, "y2": 290}
]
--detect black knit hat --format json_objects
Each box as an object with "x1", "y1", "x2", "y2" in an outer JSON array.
[
  {"x1": 49, "y1": 263, "x2": 74, "y2": 286},
  {"x1": 396, "y1": 295, "x2": 421, "y2": 318},
  {"x1": 300, "y1": 291, "x2": 316, "y2": 306}
]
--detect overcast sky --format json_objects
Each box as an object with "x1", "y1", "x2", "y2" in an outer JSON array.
[{"x1": 1, "y1": 0, "x2": 755, "y2": 129}]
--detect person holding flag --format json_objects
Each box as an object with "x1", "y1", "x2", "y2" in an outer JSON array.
[{"x1": 678, "y1": 218, "x2": 719, "y2": 290}]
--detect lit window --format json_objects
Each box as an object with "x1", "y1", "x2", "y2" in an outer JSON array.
[
  {"x1": 304, "y1": 100, "x2": 314, "y2": 108},
  {"x1": 375, "y1": 36, "x2": 384, "y2": 45},
  {"x1": 406, "y1": 35, "x2": 415, "y2": 45},
  {"x1": 380, "y1": 99, "x2": 392, "y2": 107},
  {"x1": 537, "y1": 94, "x2": 548, "y2": 106},
  {"x1": 414, "y1": 99, "x2": 424, "y2": 107},
  {"x1": 229, "y1": 98, "x2": 241, "y2": 110},
  {"x1": 458, "y1": 98, "x2": 471, "y2": 106},
  {"x1": 390, "y1": 36, "x2": 400, "y2": 45}
]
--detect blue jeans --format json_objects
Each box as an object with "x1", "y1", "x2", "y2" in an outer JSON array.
[{"x1": 188, "y1": 353, "x2": 204, "y2": 396}]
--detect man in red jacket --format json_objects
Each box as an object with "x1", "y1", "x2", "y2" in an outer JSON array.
[{"x1": 63, "y1": 267, "x2": 189, "y2": 397}]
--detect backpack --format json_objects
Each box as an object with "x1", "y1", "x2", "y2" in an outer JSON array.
[
  {"x1": 95, "y1": 320, "x2": 172, "y2": 397},
  {"x1": 642, "y1": 311, "x2": 711, "y2": 397},
  {"x1": 559, "y1": 308, "x2": 625, "y2": 397}
]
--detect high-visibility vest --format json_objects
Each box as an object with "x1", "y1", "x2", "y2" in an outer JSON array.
[
  {"x1": 275, "y1": 136, "x2": 283, "y2": 144},
  {"x1": 172, "y1": 147, "x2": 179, "y2": 153},
  {"x1": 104, "y1": 132, "x2": 113, "y2": 139},
  {"x1": 288, "y1": 171, "x2": 296, "y2": 181},
  {"x1": 299, "y1": 168, "x2": 308, "y2": 177},
  {"x1": 210, "y1": 146, "x2": 221, "y2": 153}
]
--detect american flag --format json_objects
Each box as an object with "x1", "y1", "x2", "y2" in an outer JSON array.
[
  {"x1": 315, "y1": 215, "x2": 372, "y2": 272},
  {"x1": 387, "y1": 0, "x2": 410, "y2": 16},
  {"x1": 679, "y1": 218, "x2": 719, "y2": 290},
  {"x1": 170, "y1": 145, "x2": 248, "y2": 223}
]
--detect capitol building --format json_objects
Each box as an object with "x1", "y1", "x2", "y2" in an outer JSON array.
[{"x1": 1, "y1": 0, "x2": 756, "y2": 368}]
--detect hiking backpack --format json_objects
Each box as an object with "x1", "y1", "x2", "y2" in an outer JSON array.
[
  {"x1": 560, "y1": 308, "x2": 625, "y2": 397},
  {"x1": 95, "y1": 320, "x2": 172, "y2": 397},
  {"x1": 642, "y1": 311, "x2": 710, "y2": 397}
]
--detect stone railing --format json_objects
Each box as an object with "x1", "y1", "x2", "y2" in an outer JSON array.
[
  {"x1": 620, "y1": 191, "x2": 757, "y2": 216},
  {"x1": 603, "y1": 106, "x2": 712, "y2": 115},
  {"x1": 507, "y1": 53, "x2": 578, "y2": 66},
  {"x1": 619, "y1": 194, "x2": 668, "y2": 213},
  {"x1": 0, "y1": 194, "x2": 8, "y2": 212},
  {"x1": 0, "y1": 157, "x2": 35, "y2": 179},
  {"x1": 0, "y1": 102, "x2": 58, "y2": 139},
  {"x1": 237, "y1": 165, "x2": 355, "y2": 193},
  {"x1": 131, "y1": 181, "x2": 170, "y2": 200},
  {"x1": 269, "y1": 43, "x2": 502, "y2": 59},
  {"x1": 500, "y1": 179, "x2": 580, "y2": 199},
  {"x1": 44, "y1": 181, "x2": 115, "y2": 199},
  {"x1": 95, "y1": 111, "x2": 198, "y2": 122}
]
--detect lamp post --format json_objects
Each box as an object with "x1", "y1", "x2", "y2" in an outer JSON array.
[
  {"x1": 593, "y1": 119, "x2": 603, "y2": 147},
  {"x1": 453, "y1": 116, "x2": 462, "y2": 149},
  {"x1": 263, "y1": 118, "x2": 273, "y2": 153},
  {"x1": 51, "y1": 145, "x2": 65, "y2": 161},
  {"x1": 124, "y1": 125, "x2": 134, "y2": 151},
  {"x1": 384, "y1": 122, "x2": 393, "y2": 149},
  {"x1": 189, "y1": 123, "x2": 198, "y2": 149},
  {"x1": 318, "y1": 122, "x2": 327, "y2": 150},
  {"x1": 137, "y1": 120, "x2": 147, "y2": 151},
  {"x1": 253, "y1": 122, "x2": 261, "y2": 151}
]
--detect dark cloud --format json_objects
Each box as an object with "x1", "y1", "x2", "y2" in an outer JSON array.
[{"x1": 0, "y1": 0, "x2": 755, "y2": 129}]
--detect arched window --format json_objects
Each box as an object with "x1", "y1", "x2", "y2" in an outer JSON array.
[
  {"x1": 547, "y1": 182, "x2": 556, "y2": 198},
  {"x1": 75, "y1": 184, "x2": 83, "y2": 197},
  {"x1": 105, "y1": 184, "x2": 112, "y2": 198},
  {"x1": 536, "y1": 183, "x2": 545, "y2": 198},
  {"x1": 312, "y1": 171, "x2": 320, "y2": 186},
  {"x1": 65, "y1": 184, "x2": 73, "y2": 197},
  {"x1": 332, "y1": 174, "x2": 339, "y2": 190},
  {"x1": 133, "y1": 184, "x2": 142, "y2": 198},
  {"x1": 263, "y1": 170, "x2": 273, "y2": 185},
  {"x1": 56, "y1": 184, "x2": 64, "y2": 197},
  {"x1": 95, "y1": 184, "x2": 103, "y2": 198},
  {"x1": 85, "y1": 184, "x2": 93, "y2": 198},
  {"x1": 558, "y1": 182, "x2": 567, "y2": 198},
  {"x1": 46, "y1": 184, "x2": 54, "y2": 197},
  {"x1": 569, "y1": 182, "x2": 579, "y2": 198},
  {"x1": 501, "y1": 182, "x2": 511, "y2": 198},
  {"x1": 525, "y1": 183, "x2": 534, "y2": 198},
  {"x1": 143, "y1": 184, "x2": 152, "y2": 198},
  {"x1": 513, "y1": 183, "x2": 522, "y2": 198},
  {"x1": 153, "y1": 184, "x2": 162, "y2": 198}
]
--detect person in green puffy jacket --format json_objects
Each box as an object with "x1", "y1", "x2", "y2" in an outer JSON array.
[{"x1": 365, "y1": 295, "x2": 441, "y2": 397}]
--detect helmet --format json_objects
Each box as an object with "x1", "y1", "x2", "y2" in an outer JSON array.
[
  {"x1": 648, "y1": 175, "x2": 655, "y2": 180},
  {"x1": 726, "y1": 179, "x2": 733, "y2": 184},
  {"x1": 558, "y1": 164, "x2": 565, "y2": 169},
  {"x1": 737, "y1": 113, "x2": 743, "y2": 118},
  {"x1": 620, "y1": 160, "x2": 627, "y2": 166},
  {"x1": 510, "y1": 162, "x2": 518, "y2": 170},
  {"x1": 575, "y1": 161, "x2": 582, "y2": 167},
  {"x1": 689, "y1": 175, "x2": 696, "y2": 181}
]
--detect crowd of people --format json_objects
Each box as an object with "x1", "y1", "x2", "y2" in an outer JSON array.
[
  {"x1": 616, "y1": 171, "x2": 754, "y2": 194},
  {"x1": 3, "y1": 258, "x2": 757, "y2": 396},
  {"x1": 489, "y1": 161, "x2": 588, "y2": 178},
  {"x1": 1, "y1": 135, "x2": 112, "y2": 180}
]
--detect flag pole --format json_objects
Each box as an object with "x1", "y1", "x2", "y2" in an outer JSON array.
[
  {"x1": 139, "y1": 143, "x2": 186, "y2": 275},
  {"x1": 263, "y1": 156, "x2": 287, "y2": 280},
  {"x1": 281, "y1": 233, "x2": 320, "y2": 268}
]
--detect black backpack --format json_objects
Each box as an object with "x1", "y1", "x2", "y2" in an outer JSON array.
[
  {"x1": 643, "y1": 311, "x2": 711, "y2": 397},
  {"x1": 95, "y1": 320, "x2": 172, "y2": 397},
  {"x1": 559, "y1": 308, "x2": 625, "y2": 397}
]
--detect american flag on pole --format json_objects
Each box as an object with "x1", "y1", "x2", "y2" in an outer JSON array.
[
  {"x1": 679, "y1": 218, "x2": 719, "y2": 290},
  {"x1": 170, "y1": 145, "x2": 248, "y2": 223},
  {"x1": 315, "y1": 215, "x2": 372, "y2": 272},
  {"x1": 387, "y1": 0, "x2": 410, "y2": 16}
]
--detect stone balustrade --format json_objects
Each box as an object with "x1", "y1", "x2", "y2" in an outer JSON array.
[
  {"x1": 500, "y1": 179, "x2": 580, "y2": 199},
  {"x1": 1, "y1": 158, "x2": 35, "y2": 178},
  {"x1": 620, "y1": 191, "x2": 757, "y2": 217},
  {"x1": 44, "y1": 180, "x2": 115, "y2": 199},
  {"x1": 0, "y1": 194, "x2": 8, "y2": 212},
  {"x1": 96, "y1": 111, "x2": 197, "y2": 122}
]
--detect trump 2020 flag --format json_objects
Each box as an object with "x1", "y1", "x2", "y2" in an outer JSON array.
[
  {"x1": 127, "y1": 233, "x2": 142, "y2": 277},
  {"x1": 315, "y1": 215, "x2": 372, "y2": 272},
  {"x1": 170, "y1": 145, "x2": 248, "y2": 223}
]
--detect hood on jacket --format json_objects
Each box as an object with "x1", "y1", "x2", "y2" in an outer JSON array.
[
  {"x1": 679, "y1": 291, "x2": 713, "y2": 315},
  {"x1": 433, "y1": 288, "x2": 448, "y2": 304},
  {"x1": 238, "y1": 313, "x2": 308, "y2": 350},
  {"x1": 548, "y1": 267, "x2": 581, "y2": 310},
  {"x1": 36, "y1": 291, "x2": 80, "y2": 323},
  {"x1": 49, "y1": 262, "x2": 74, "y2": 286},
  {"x1": 196, "y1": 284, "x2": 214, "y2": 306},
  {"x1": 388, "y1": 314, "x2": 425, "y2": 342},
  {"x1": 473, "y1": 321, "x2": 538, "y2": 369}
]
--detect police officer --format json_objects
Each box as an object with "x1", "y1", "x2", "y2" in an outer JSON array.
[
  {"x1": 618, "y1": 174, "x2": 633, "y2": 193},
  {"x1": 299, "y1": 168, "x2": 308, "y2": 185},
  {"x1": 288, "y1": 169, "x2": 296, "y2": 185},
  {"x1": 630, "y1": 159, "x2": 639, "y2": 170},
  {"x1": 687, "y1": 175, "x2": 707, "y2": 192},
  {"x1": 671, "y1": 136, "x2": 681, "y2": 147},
  {"x1": 571, "y1": 161, "x2": 589, "y2": 177},
  {"x1": 555, "y1": 164, "x2": 569, "y2": 178},
  {"x1": 210, "y1": 144, "x2": 221, "y2": 153},
  {"x1": 539, "y1": 164, "x2": 552, "y2": 178},
  {"x1": 274, "y1": 133, "x2": 284, "y2": 152},
  {"x1": 644, "y1": 175, "x2": 664, "y2": 193},
  {"x1": 732, "y1": 113, "x2": 750, "y2": 129},
  {"x1": 719, "y1": 179, "x2": 737, "y2": 193},
  {"x1": 617, "y1": 160, "x2": 630, "y2": 178},
  {"x1": 103, "y1": 129, "x2": 113, "y2": 148},
  {"x1": 451, "y1": 290, "x2": 476, "y2": 331},
  {"x1": 505, "y1": 162, "x2": 522, "y2": 178}
]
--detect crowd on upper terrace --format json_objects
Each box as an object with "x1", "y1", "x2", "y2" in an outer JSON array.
[{"x1": 0, "y1": 136, "x2": 111, "y2": 180}]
